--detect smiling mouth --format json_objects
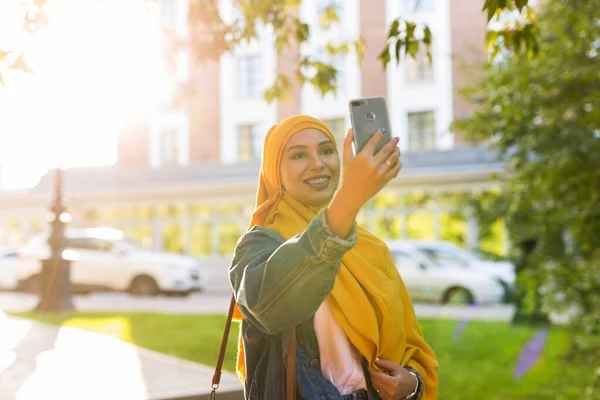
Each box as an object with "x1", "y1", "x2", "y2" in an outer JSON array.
[{"x1": 304, "y1": 176, "x2": 330, "y2": 185}]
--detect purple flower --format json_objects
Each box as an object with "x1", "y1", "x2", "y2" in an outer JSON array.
[
  {"x1": 514, "y1": 328, "x2": 547, "y2": 379},
  {"x1": 454, "y1": 301, "x2": 480, "y2": 341}
]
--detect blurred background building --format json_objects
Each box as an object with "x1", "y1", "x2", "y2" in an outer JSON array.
[{"x1": 0, "y1": 0, "x2": 508, "y2": 259}]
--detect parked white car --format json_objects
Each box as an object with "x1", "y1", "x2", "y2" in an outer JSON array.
[
  {"x1": 13, "y1": 228, "x2": 207, "y2": 296},
  {"x1": 404, "y1": 240, "x2": 516, "y2": 301},
  {"x1": 386, "y1": 240, "x2": 506, "y2": 305}
]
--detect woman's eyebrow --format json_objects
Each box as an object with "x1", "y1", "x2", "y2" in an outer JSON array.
[
  {"x1": 286, "y1": 140, "x2": 333, "y2": 152},
  {"x1": 286, "y1": 144, "x2": 307, "y2": 152}
]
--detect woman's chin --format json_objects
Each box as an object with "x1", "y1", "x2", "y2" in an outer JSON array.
[{"x1": 302, "y1": 193, "x2": 334, "y2": 207}]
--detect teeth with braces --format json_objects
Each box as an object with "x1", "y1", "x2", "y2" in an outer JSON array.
[{"x1": 305, "y1": 177, "x2": 329, "y2": 184}]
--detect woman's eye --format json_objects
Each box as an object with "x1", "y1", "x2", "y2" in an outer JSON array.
[
  {"x1": 322, "y1": 147, "x2": 335, "y2": 155},
  {"x1": 292, "y1": 152, "x2": 305, "y2": 159}
]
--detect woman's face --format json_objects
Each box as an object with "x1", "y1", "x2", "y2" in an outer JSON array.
[{"x1": 280, "y1": 128, "x2": 340, "y2": 207}]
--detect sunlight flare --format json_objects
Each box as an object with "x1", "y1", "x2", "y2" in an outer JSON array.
[{"x1": 0, "y1": 0, "x2": 173, "y2": 188}]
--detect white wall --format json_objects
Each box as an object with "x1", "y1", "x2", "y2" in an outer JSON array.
[
  {"x1": 385, "y1": 0, "x2": 455, "y2": 152},
  {"x1": 299, "y1": 0, "x2": 361, "y2": 127},
  {"x1": 218, "y1": 0, "x2": 278, "y2": 163}
]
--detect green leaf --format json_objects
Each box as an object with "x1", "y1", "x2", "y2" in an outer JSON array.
[
  {"x1": 512, "y1": 30, "x2": 522, "y2": 53},
  {"x1": 405, "y1": 40, "x2": 419, "y2": 59},
  {"x1": 528, "y1": 36, "x2": 540, "y2": 58},
  {"x1": 354, "y1": 36, "x2": 366, "y2": 64},
  {"x1": 379, "y1": 45, "x2": 391, "y2": 69},
  {"x1": 319, "y1": 5, "x2": 339, "y2": 29},
  {"x1": 264, "y1": 73, "x2": 292, "y2": 103},
  {"x1": 424, "y1": 41, "x2": 433, "y2": 65},
  {"x1": 326, "y1": 43, "x2": 349, "y2": 55},
  {"x1": 295, "y1": 67, "x2": 307, "y2": 85},
  {"x1": 310, "y1": 62, "x2": 337, "y2": 96},
  {"x1": 514, "y1": 0, "x2": 529, "y2": 11},
  {"x1": 486, "y1": 30, "x2": 500, "y2": 58},
  {"x1": 294, "y1": 21, "x2": 310, "y2": 43},
  {"x1": 388, "y1": 19, "x2": 400, "y2": 39},
  {"x1": 275, "y1": 35, "x2": 289, "y2": 51},
  {"x1": 422, "y1": 26, "x2": 433, "y2": 46},
  {"x1": 482, "y1": 0, "x2": 499, "y2": 22},
  {"x1": 405, "y1": 21, "x2": 417, "y2": 40},
  {"x1": 395, "y1": 39, "x2": 404, "y2": 66}
]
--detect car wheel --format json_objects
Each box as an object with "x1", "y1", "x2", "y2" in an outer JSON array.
[
  {"x1": 497, "y1": 280, "x2": 514, "y2": 304},
  {"x1": 443, "y1": 287, "x2": 475, "y2": 305},
  {"x1": 129, "y1": 276, "x2": 160, "y2": 297}
]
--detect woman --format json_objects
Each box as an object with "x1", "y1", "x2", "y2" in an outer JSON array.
[{"x1": 229, "y1": 115, "x2": 438, "y2": 400}]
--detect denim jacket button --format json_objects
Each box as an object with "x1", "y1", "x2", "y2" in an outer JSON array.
[{"x1": 310, "y1": 358, "x2": 320, "y2": 368}]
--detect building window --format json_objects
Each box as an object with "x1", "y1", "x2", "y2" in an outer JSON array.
[
  {"x1": 322, "y1": 118, "x2": 346, "y2": 150},
  {"x1": 408, "y1": 111, "x2": 436, "y2": 151},
  {"x1": 238, "y1": 124, "x2": 265, "y2": 162},
  {"x1": 405, "y1": 44, "x2": 433, "y2": 82},
  {"x1": 235, "y1": 55, "x2": 262, "y2": 99},
  {"x1": 158, "y1": 127, "x2": 180, "y2": 166},
  {"x1": 150, "y1": 110, "x2": 189, "y2": 168},
  {"x1": 404, "y1": 0, "x2": 434, "y2": 12}
]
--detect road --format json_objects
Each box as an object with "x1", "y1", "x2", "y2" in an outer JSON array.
[
  {"x1": 0, "y1": 290, "x2": 519, "y2": 321},
  {"x1": 0, "y1": 259, "x2": 573, "y2": 323}
]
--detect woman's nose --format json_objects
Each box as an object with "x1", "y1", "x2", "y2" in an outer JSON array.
[{"x1": 309, "y1": 154, "x2": 325, "y2": 170}]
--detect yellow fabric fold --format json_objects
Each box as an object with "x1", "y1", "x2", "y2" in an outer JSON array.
[{"x1": 232, "y1": 115, "x2": 438, "y2": 399}]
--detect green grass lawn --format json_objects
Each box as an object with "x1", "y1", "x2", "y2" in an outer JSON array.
[{"x1": 13, "y1": 312, "x2": 597, "y2": 400}]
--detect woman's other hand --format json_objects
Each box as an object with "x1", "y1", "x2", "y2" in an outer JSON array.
[{"x1": 369, "y1": 359, "x2": 418, "y2": 400}]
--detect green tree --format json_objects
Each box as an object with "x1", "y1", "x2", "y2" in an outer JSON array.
[
  {"x1": 454, "y1": 0, "x2": 600, "y2": 340},
  {"x1": 1, "y1": 0, "x2": 539, "y2": 99}
]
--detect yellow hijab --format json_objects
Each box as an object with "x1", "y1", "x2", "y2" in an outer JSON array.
[{"x1": 233, "y1": 115, "x2": 438, "y2": 399}]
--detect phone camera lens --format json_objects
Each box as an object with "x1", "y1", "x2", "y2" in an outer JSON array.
[{"x1": 351, "y1": 100, "x2": 361, "y2": 107}]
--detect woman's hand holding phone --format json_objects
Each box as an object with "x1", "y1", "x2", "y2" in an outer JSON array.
[
  {"x1": 326, "y1": 128, "x2": 401, "y2": 238},
  {"x1": 341, "y1": 127, "x2": 401, "y2": 205}
]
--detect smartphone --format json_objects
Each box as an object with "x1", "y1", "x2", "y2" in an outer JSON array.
[{"x1": 348, "y1": 96, "x2": 392, "y2": 155}]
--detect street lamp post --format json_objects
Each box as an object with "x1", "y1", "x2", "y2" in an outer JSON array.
[{"x1": 35, "y1": 167, "x2": 75, "y2": 312}]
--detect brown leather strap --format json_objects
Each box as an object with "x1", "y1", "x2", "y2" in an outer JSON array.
[
  {"x1": 211, "y1": 294, "x2": 297, "y2": 400},
  {"x1": 286, "y1": 327, "x2": 297, "y2": 400},
  {"x1": 211, "y1": 294, "x2": 236, "y2": 391}
]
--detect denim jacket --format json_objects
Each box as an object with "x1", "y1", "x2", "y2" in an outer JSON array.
[{"x1": 229, "y1": 209, "x2": 416, "y2": 400}]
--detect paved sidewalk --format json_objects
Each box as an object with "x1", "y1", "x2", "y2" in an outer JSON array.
[
  {"x1": 0, "y1": 310, "x2": 243, "y2": 400},
  {"x1": 0, "y1": 292, "x2": 516, "y2": 320},
  {"x1": 0, "y1": 292, "x2": 233, "y2": 315}
]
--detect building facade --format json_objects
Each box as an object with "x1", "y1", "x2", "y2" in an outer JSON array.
[
  {"x1": 0, "y1": 0, "x2": 507, "y2": 258},
  {"x1": 117, "y1": 0, "x2": 489, "y2": 167}
]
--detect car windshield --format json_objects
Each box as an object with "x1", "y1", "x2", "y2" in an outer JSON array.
[
  {"x1": 419, "y1": 246, "x2": 473, "y2": 267},
  {"x1": 118, "y1": 237, "x2": 149, "y2": 251}
]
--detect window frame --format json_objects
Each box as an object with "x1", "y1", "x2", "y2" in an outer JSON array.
[
  {"x1": 235, "y1": 54, "x2": 263, "y2": 100},
  {"x1": 237, "y1": 123, "x2": 265, "y2": 162},
  {"x1": 407, "y1": 111, "x2": 436, "y2": 152}
]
